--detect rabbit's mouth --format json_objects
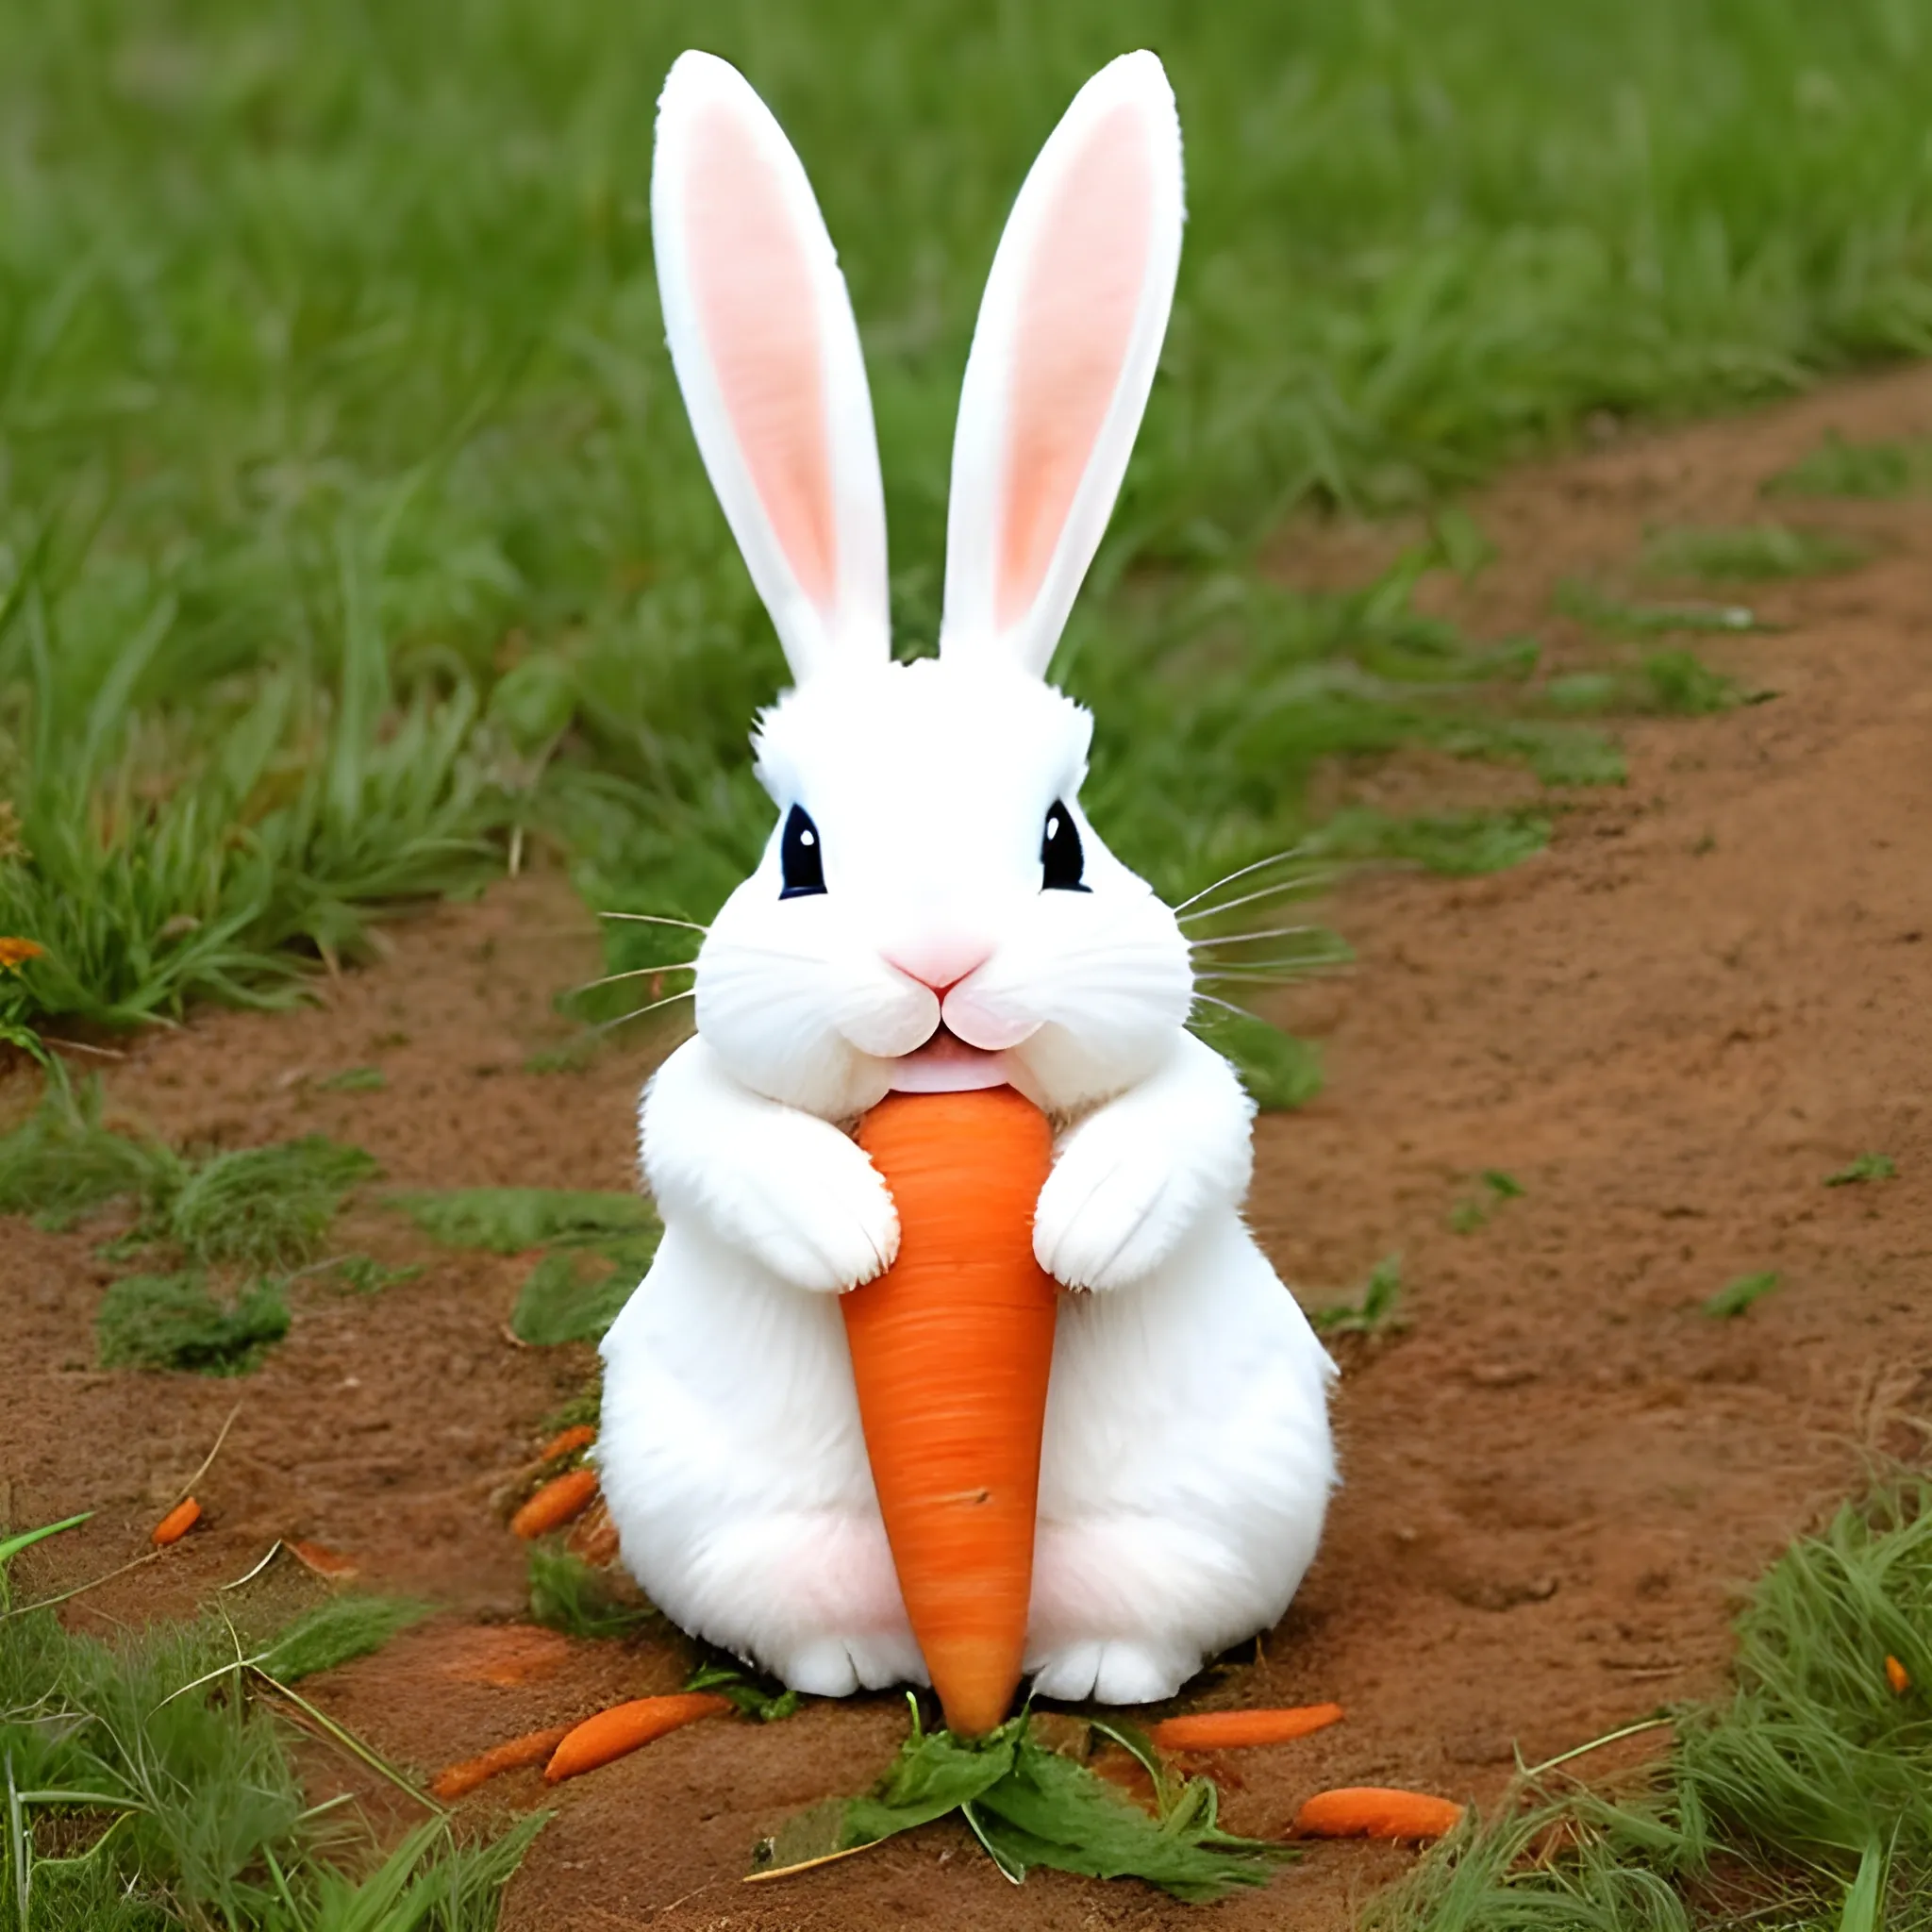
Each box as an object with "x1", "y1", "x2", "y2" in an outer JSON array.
[{"x1": 887, "y1": 1022, "x2": 1012, "y2": 1094}]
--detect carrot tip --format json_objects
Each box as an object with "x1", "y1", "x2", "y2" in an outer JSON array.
[
  {"x1": 509, "y1": 1467, "x2": 599, "y2": 1540},
  {"x1": 538, "y1": 1424, "x2": 597, "y2": 1464},
  {"x1": 288, "y1": 1539, "x2": 359, "y2": 1580},
  {"x1": 1150, "y1": 1702, "x2": 1345, "y2": 1754},
  {"x1": 542, "y1": 1692, "x2": 732, "y2": 1784},
  {"x1": 1291, "y1": 1786, "x2": 1465, "y2": 1842}
]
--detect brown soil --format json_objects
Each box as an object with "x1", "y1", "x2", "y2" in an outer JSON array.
[{"x1": 8, "y1": 362, "x2": 1932, "y2": 1929}]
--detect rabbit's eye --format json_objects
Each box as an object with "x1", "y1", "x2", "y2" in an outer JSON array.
[
  {"x1": 779, "y1": 804, "x2": 826, "y2": 899},
  {"x1": 1041, "y1": 800, "x2": 1090, "y2": 892}
]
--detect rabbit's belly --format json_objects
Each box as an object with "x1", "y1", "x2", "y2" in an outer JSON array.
[
  {"x1": 1025, "y1": 1211, "x2": 1336, "y2": 1696},
  {"x1": 597, "y1": 1221, "x2": 915, "y2": 1689}
]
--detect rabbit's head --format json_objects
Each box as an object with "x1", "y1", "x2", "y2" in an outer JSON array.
[{"x1": 653, "y1": 50, "x2": 1190, "y2": 1121}]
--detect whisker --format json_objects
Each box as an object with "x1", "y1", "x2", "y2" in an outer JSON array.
[
  {"x1": 1196, "y1": 956, "x2": 1343, "y2": 978},
  {"x1": 1189, "y1": 924, "x2": 1324, "y2": 951},
  {"x1": 1171, "y1": 847, "x2": 1313, "y2": 915},
  {"x1": 592, "y1": 988, "x2": 696, "y2": 1033},
  {"x1": 568, "y1": 960, "x2": 701, "y2": 996},
  {"x1": 1196, "y1": 970, "x2": 1338, "y2": 988},
  {"x1": 1177, "y1": 869, "x2": 1339, "y2": 924},
  {"x1": 1189, "y1": 991, "x2": 1262, "y2": 1020},
  {"x1": 597, "y1": 910, "x2": 711, "y2": 933}
]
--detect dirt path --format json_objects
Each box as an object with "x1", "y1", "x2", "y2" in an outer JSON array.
[{"x1": 7, "y1": 365, "x2": 1932, "y2": 1929}]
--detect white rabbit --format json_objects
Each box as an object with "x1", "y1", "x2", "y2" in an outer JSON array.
[{"x1": 596, "y1": 47, "x2": 1336, "y2": 1707}]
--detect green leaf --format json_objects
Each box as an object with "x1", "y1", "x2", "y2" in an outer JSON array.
[
  {"x1": 972, "y1": 1739, "x2": 1286, "y2": 1902},
  {"x1": 1825, "y1": 1153, "x2": 1896, "y2": 1187},
  {"x1": 1838, "y1": 1841, "x2": 1884, "y2": 1932},
  {"x1": 844, "y1": 1722, "x2": 1019, "y2": 1843},
  {"x1": 752, "y1": 1713, "x2": 1289, "y2": 1900},
  {"x1": 1703, "y1": 1271, "x2": 1783, "y2": 1319},
  {"x1": 685, "y1": 1657, "x2": 799, "y2": 1724},
  {"x1": 0, "y1": 1512, "x2": 92, "y2": 1570},
  {"x1": 1310, "y1": 1255, "x2": 1406, "y2": 1337}
]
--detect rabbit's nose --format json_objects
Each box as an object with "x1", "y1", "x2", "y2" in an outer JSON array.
[{"x1": 881, "y1": 937, "x2": 991, "y2": 997}]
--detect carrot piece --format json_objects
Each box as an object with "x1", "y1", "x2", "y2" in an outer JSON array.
[
  {"x1": 510, "y1": 1467, "x2": 599, "y2": 1540},
  {"x1": 846, "y1": 1088, "x2": 1058, "y2": 1738},
  {"x1": 542, "y1": 1692, "x2": 731, "y2": 1783},
  {"x1": 566, "y1": 1499, "x2": 620, "y2": 1568},
  {"x1": 1291, "y1": 1787, "x2": 1465, "y2": 1841},
  {"x1": 1886, "y1": 1653, "x2": 1911, "y2": 1695},
  {"x1": 538, "y1": 1424, "x2": 596, "y2": 1464},
  {"x1": 288, "y1": 1540, "x2": 359, "y2": 1580},
  {"x1": 432, "y1": 1724, "x2": 575, "y2": 1800},
  {"x1": 151, "y1": 1498, "x2": 202, "y2": 1546},
  {"x1": 1151, "y1": 1703, "x2": 1345, "y2": 1753}
]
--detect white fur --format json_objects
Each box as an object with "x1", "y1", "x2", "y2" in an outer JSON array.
[
  {"x1": 652, "y1": 51, "x2": 888, "y2": 681},
  {"x1": 943, "y1": 52, "x2": 1185, "y2": 676},
  {"x1": 600, "y1": 47, "x2": 1335, "y2": 1706}
]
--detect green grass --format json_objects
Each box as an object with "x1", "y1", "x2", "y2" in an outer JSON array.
[
  {"x1": 0, "y1": 1531, "x2": 538, "y2": 1931},
  {"x1": 1826, "y1": 1152, "x2": 1897, "y2": 1187},
  {"x1": 1767, "y1": 430, "x2": 1932, "y2": 499},
  {"x1": 0, "y1": 1066, "x2": 168, "y2": 1226},
  {"x1": 1703, "y1": 1269, "x2": 1782, "y2": 1319},
  {"x1": 1555, "y1": 581, "x2": 1770, "y2": 637},
  {"x1": 1374, "y1": 1488, "x2": 1932, "y2": 1932},
  {"x1": 0, "y1": 1069, "x2": 376, "y2": 1268},
  {"x1": 388, "y1": 1185, "x2": 658, "y2": 1342},
  {"x1": 258, "y1": 1594, "x2": 435, "y2": 1685},
  {"x1": 2, "y1": 1, "x2": 1928, "y2": 1043},
  {"x1": 1309, "y1": 1253, "x2": 1407, "y2": 1338},
  {"x1": 525, "y1": 1544, "x2": 657, "y2": 1642},
  {"x1": 0, "y1": 1068, "x2": 389, "y2": 1371},
  {"x1": 95, "y1": 1271, "x2": 291, "y2": 1374},
  {"x1": 1642, "y1": 522, "x2": 1870, "y2": 582},
  {"x1": 385, "y1": 1188, "x2": 655, "y2": 1256},
  {"x1": 165, "y1": 1138, "x2": 379, "y2": 1272},
  {"x1": 507, "y1": 1250, "x2": 637, "y2": 1347}
]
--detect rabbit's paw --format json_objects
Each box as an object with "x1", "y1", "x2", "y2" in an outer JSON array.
[
  {"x1": 737, "y1": 1132, "x2": 900, "y2": 1292},
  {"x1": 1028, "y1": 1639, "x2": 1187, "y2": 1706},
  {"x1": 1034, "y1": 1121, "x2": 1193, "y2": 1292}
]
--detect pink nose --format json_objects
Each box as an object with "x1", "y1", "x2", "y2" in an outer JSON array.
[{"x1": 882, "y1": 940, "x2": 991, "y2": 998}]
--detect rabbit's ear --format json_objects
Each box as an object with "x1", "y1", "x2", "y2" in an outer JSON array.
[
  {"x1": 940, "y1": 52, "x2": 1182, "y2": 679},
  {"x1": 653, "y1": 51, "x2": 889, "y2": 682}
]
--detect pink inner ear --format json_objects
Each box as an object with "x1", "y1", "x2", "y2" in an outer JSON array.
[
  {"x1": 996, "y1": 105, "x2": 1152, "y2": 630},
  {"x1": 686, "y1": 102, "x2": 837, "y2": 613}
]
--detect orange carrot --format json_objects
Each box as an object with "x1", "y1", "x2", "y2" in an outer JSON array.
[
  {"x1": 542, "y1": 1692, "x2": 731, "y2": 1782},
  {"x1": 1291, "y1": 1787, "x2": 1465, "y2": 1841},
  {"x1": 151, "y1": 1498, "x2": 202, "y2": 1546},
  {"x1": 510, "y1": 1467, "x2": 599, "y2": 1539},
  {"x1": 1151, "y1": 1704, "x2": 1345, "y2": 1753},
  {"x1": 432, "y1": 1724, "x2": 575, "y2": 1799},
  {"x1": 1887, "y1": 1654, "x2": 1911, "y2": 1695},
  {"x1": 845, "y1": 1088, "x2": 1058, "y2": 1738},
  {"x1": 538, "y1": 1424, "x2": 596, "y2": 1463}
]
